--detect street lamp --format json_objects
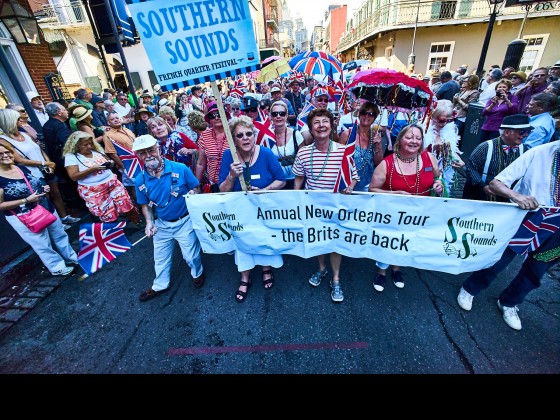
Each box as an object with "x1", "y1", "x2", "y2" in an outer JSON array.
[
  {"x1": 408, "y1": 0, "x2": 421, "y2": 74},
  {"x1": 0, "y1": 0, "x2": 41, "y2": 45},
  {"x1": 476, "y1": 0, "x2": 504, "y2": 79}
]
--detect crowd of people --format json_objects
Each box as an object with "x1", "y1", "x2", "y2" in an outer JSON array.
[{"x1": 1, "y1": 59, "x2": 559, "y2": 332}]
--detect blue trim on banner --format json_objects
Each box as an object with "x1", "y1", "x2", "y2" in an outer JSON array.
[{"x1": 159, "y1": 65, "x2": 259, "y2": 92}]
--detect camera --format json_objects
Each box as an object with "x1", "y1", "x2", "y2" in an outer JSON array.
[{"x1": 101, "y1": 161, "x2": 112, "y2": 169}]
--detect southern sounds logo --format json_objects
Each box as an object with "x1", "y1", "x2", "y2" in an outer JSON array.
[
  {"x1": 202, "y1": 211, "x2": 244, "y2": 241},
  {"x1": 444, "y1": 217, "x2": 497, "y2": 259}
]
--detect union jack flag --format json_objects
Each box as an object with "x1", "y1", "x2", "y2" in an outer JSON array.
[
  {"x1": 297, "y1": 102, "x2": 316, "y2": 130},
  {"x1": 254, "y1": 115, "x2": 276, "y2": 149},
  {"x1": 77, "y1": 222, "x2": 131, "y2": 275},
  {"x1": 333, "y1": 121, "x2": 358, "y2": 192},
  {"x1": 508, "y1": 207, "x2": 560, "y2": 258},
  {"x1": 112, "y1": 140, "x2": 144, "y2": 179}
]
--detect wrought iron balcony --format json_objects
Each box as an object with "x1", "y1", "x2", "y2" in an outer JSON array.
[
  {"x1": 337, "y1": 0, "x2": 560, "y2": 52},
  {"x1": 266, "y1": 6, "x2": 279, "y2": 32},
  {"x1": 34, "y1": 0, "x2": 89, "y2": 28},
  {"x1": 259, "y1": 38, "x2": 280, "y2": 52}
]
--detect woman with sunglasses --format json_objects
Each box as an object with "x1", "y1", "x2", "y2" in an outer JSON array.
[
  {"x1": 0, "y1": 142, "x2": 78, "y2": 277},
  {"x1": 480, "y1": 79, "x2": 518, "y2": 142},
  {"x1": 338, "y1": 102, "x2": 384, "y2": 191},
  {"x1": 5, "y1": 104, "x2": 39, "y2": 144},
  {"x1": 423, "y1": 99, "x2": 464, "y2": 197},
  {"x1": 266, "y1": 100, "x2": 304, "y2": 189},
  {"x1": 218, "y1": 115, "x2": 286, "y2": 302},
  {"x1": 195, "y1": 101, "x2": 230, "y2": 192},
  {"x1": 369, "y1": 124, "x2": 444, "y2": 292}
]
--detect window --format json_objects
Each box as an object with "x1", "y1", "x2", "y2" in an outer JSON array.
[
  {"x1": 519, "y1": 34, "x2": 549, "y2": 73},
  {"x1": 427, "y1": 42, "x2": 455, "y2": 74}
]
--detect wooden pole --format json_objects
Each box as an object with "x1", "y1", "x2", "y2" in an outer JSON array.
[{"x1": 210, "y1": 81, "x2": 247, "y2": 191}]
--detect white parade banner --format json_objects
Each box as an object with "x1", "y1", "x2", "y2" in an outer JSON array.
[
  {"x1": 125, "y1": 0, "x2": 260, "y2": 91},
  {"x1": 186, "y1": 191, "x2": 528, "y2": 275}
]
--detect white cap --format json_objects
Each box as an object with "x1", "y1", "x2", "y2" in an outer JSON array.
[
  {"x1": 132, "y1": 134, "x2": 158, "y2": 152},
  {"x1": 153, "y1": 84, "x2": 162, "y2": 93},
  {"x1": 26, "y1": 91, "x2": 42, "y2": 102},
  {"x1": 158, "y1": 98, "x2": 169, "y2": 107},
  {"x1": 270, "y1": 86, "x2": 281, "y2": 93}
]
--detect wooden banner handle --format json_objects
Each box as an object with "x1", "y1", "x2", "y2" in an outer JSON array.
[{"x1": 210, "y1": 80, "x2": 247, "y2": 192}]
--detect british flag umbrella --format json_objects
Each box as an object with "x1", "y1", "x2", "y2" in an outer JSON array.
[
  {"x1": 346, "y1": 69, "x2": 434, "y2": 113},
  {"x1": 288, "y1": 51, "x2": 343, "y2": 79}
]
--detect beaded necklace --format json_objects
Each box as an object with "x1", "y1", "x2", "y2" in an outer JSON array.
[
  {"x1": 395, "y1": 152, "x2": 416, "y2": 163},
  {"x1": 355, "y1": 126, "x2": 374, "y2": 174},
  {"x1": 309, "y1": 140, "x2": 332, "y2": 181},
  {"x1": 390, "y1": 154, "x2": 420, "y2": 195},
  {"x1": 550, "y1": 149, "x2": 560, "y2": 206},
  {"x1": 240, "y1": 146, "x2": 256, "y2": 190}
]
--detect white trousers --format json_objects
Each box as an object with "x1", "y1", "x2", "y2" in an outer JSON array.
[
  {"x1": 151, "y1": 215, "x2": 203, "y2": 291},
  {"x1": 6, "y1": 211, "x2": 77, "y2": 274}
]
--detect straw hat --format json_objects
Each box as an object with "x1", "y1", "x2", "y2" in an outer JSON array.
[
  {"x1": 134, "y1": 108, "x2": 154, "y2": 122},
  {"x1": 73, "y1": 107, "x2": 93, "y2": 122}
]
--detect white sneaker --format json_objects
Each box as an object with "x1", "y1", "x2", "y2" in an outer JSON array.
[
  {"x1": 61, "y1": 215, "x2": 80, "y2": 224},
  {"x1": 457, "y1": 287, "x2": 474, "y2": 311},
  {"x1": 63, "y1": 224, "x2": 72, "y2": 231},
  {"x1": 497, "y1": 300, "x2": 522, "y2": 331},
  {"x1": 51, "y1": 266, "x2": 74, "y2": 276}
]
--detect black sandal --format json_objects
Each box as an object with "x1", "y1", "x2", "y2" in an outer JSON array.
[
  {"x1": 262, "y1": 269, "x2": 274, "y2": 290},
  {"x1": 235, "y1": 279, "x2": 252, "y2": 303}
]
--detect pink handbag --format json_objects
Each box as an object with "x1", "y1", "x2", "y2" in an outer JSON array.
[{"x1": 10, "y1": 168, "x2": 56, "y2": 233}]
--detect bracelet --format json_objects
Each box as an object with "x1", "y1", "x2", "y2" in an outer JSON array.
[{"x1": 21, "y1": 198, "x2": 27, "y2": 204}]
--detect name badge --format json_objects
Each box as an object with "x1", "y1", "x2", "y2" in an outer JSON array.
[
  {"x1": 251, "y1": 174, "x2": 261, "y2": 180},
  {"x1": 171, "y1": 191, "x2": 179, "y2": 197},
  {"x1": 171, "y1": 172, "x2": 179, "y2": 178},
  {"x1": 139, "y1": 184, "x2": 146, "y2": 191},
  {"x1": 424, "y1": 167, "x2": 433, "y2": 172}
]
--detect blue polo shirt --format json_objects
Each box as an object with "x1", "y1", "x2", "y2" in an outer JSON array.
[
  {"x1": 524, "y1": 112, "x2": 555, "y2": 150},
  {"x1": 135, "y1": 159, "x2": 199, "y2": 221}
]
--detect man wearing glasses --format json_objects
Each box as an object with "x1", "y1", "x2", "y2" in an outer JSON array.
[
  {"x1": 463, "y1": 114, "x2": 530, "y2": 202},
  {"x1": 240, "y1": 96, "x2": 261, "y2": 120},
  {"x1": 132, "y1": 134, "x2": 205, "y2": 302},
  {"x1": 514, "y1": 67, "x2": 550, "y2": 113}
]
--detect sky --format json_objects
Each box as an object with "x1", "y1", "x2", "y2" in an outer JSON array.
[{"x1": 284, "y1": 0, "x2": 364, "y2": 33}]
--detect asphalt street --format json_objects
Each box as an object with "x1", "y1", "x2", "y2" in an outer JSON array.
[{"x1": 0, "y1": 220, "x2": 558, "y2": 374}]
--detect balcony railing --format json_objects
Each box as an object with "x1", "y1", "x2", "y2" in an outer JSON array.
[
  {"x1": 259, "y1": 38, "x2": 280, "y2": 51},
  {"x1": 337, "y1": 0, "x2": 560, "y2": 52},
  {"x1": 266, "y1": 6, "x2": 279, "y2": 32},
  {"x1": 35, "y1": 1, "x2": 89, "y2": 27}
]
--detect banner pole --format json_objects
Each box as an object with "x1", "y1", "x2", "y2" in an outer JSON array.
[{"x1": 210, "y1": 81, "x2": 248, "y2": 191}]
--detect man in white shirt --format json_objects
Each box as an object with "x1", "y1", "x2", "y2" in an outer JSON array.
[
  {"x1": 477, "y1": 68, "x2": 503, "y2": 105},
  {"x1": 26, "y1": 91, "x2": 49, "y2": 126}
]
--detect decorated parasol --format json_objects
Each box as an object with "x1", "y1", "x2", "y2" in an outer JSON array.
[
  {"x1": 256, "y1": 57, "x2": 291, "y2": 83},
  {"x1": 346, "y1": 69, "x2": 434, "y2": 114},
  {"x1": 261, "y1": 55, "x2": 283, "y2": 68},
  {"x1": 289, "y1": 51, "x2": 343, "y2": 79}
]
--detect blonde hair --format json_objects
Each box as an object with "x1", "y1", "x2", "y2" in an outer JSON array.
[
  {"x1": 0, "y1": 108, "x2": 21, "y2": 136},
  {"x1": 147, "y1": 116, "x2": 173, "y2": 136},
  {"x1": 62, "y1": 130, "x2": 104, "y2": 156},
  {"x1": 432, "y1": 99, "x2": 454, "y2": 119},
  {"x1": 158, "y1": 105, "x2": 176, "y2": 122},
  {"x1": 270, "y1": 100, "x2": 288, "y2": 113},
  {"x1": 187, "y1": 110, "x2": 208, "y2": 131}
]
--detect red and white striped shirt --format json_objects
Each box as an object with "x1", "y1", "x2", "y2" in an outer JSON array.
[
  {"x1": 197, "y1": 128, "x2": 229, "y2": 184},
  {"x1": 293, "y1": 141, "x2": 358, "y2": 190}
]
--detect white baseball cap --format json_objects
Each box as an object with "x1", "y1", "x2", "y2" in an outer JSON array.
[
  {"x1": 26, "y1": 91, "x2": 42, "y2": 102},
  {"x1": 132, "y1": 134, "x2": 158, "y2": 152}
]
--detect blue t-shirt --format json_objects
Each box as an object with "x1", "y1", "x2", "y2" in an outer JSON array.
[
  {"x1": 219, "y1": 146, "x2": 286, "y2": 191},
  {"x1": 135, "y1": 159, "x2": 199, "y2": 221}
]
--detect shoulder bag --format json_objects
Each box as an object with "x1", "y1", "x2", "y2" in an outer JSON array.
[
  {"x1": 9, "y1": 167, "x2": 56, "y2": 233},
  {"x1": 277, "y1": 130, "x2": 299, "y2": 167}
]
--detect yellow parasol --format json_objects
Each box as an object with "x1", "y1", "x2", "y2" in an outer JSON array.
[{"x1": 256, "y1": 58, "x2": 291, "y2": 83}]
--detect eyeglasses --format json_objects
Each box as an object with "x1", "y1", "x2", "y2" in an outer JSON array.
[
  {"x1": 136, "y1": 147, "x2": 159, "y2": 157},
  {"x1": 118, "y1": 97, "x2": 127, "y2": 100},
  {"x1": 437, "y1": 118, "x2": 454, "y2": 124},
  {"x1": 360, "y1": 111, "x2": 376, "y2": 117},
  {"x1": 271, "y1": 111, "x2": 287, "y2": 117},
  {"x1": 231, "y1": 107, "x2": 240, "y2": 111},
  {"x1": 532, "y1": 74, "x2": 546, "y2": 78},
  {"x1": 245, "y1": 108, "x2": 258, "y2": 113},
  {"x1": 207, "y1": 113, "x2": 220, "y2": 119},
  {"x1": 235, "y1": 131, "x2": 254, "y2": 139},
  {"x1": 516, "y1": 129, "x2": 531, "y2": 136},
  {"x1": 0, "y1": 151, "x2": 14, "y2": 156}
]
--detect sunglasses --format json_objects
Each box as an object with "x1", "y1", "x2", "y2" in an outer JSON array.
[
  {"x1": 231, "y1": 107, "x2": 240, "y2": 111},
  {"x1": 437, "y1": 118, "x2": 454, "y2": 124},
  {"x1": 360, "y1": 111, "x2": 376, "y2": 117},
  {"x1": 245, "y1": 108, "x2": 258, "y2": 113},
  {"x1": 16, "y1": 109, "x2": 26, "y2": 113},
  {"x1": 235, "y1": 131, "x2": 254, "y2": 139},
  {"x1": 207, "y1": 113, "x2": 220, "y2": 119},
  {"x1": 516, "y1": 129, "x2": 531, "y2": 135},
  {"x1": 271, "y1": 111, "x2": 287, "y2": 117},
  {"x1": 315, "y1": 98, "x2": 329, "y2": 103}
]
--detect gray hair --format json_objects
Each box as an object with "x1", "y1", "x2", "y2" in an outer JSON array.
[
  {"x1": 75, "y1": 88, "x2": 89, "y2": 100},
  {"x1": 45, "y1": 102, "x2": 64, "y2": 117},
  {"x1": 229, "y1": 115, "x2": 256, "y2": 139},
  {"x1": 270, "y1": 100, "x2": 288, "y2": 113}
]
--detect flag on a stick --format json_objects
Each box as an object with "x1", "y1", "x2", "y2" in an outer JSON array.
[{"x1": 77, "y1": 222, "x2": 131, "y2": 275}]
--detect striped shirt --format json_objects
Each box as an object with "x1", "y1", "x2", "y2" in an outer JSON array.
[
  {"x1": 293, "y1": 141, "x2": 358, "y2": 190},
  {"x1": 198, "y1": 128, "x2": 229, "y2": 184}
]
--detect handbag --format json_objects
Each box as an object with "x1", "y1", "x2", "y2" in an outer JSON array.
[
  {"x1": 277, "y1": 130, "x2": 299, "y2": 167},
  {"x1": 10, "y1": 168, "x2": 56, "y2": 233}
]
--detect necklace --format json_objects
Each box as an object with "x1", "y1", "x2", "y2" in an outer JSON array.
[
  {"x1": 240, "y1": 146, "x2": 256, "y2": 190},
  {"x1": 390, "y1": 153, "x2": 421, "y2": 195},
  {"x1": 355, "y1": 126, "x2": 374, "y2": 174},
  {"x1": 309, "y1": 140, "x2": 332, "y2": 181},
  {"x1": 275, "y1": 127, "x2": 288, "y2": 157},
  {"x1": 551, "y1": 149, "x2": 560, "y2": 206},
  {"x1": 9, "y1": 132, "x2": 24, "y2": 142},
  {"x1": 396, "y1": 152, "x2": 417, "y2": 163}
]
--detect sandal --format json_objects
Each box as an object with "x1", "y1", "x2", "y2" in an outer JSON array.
[
  {"x1": 235, "y1": 279, "x2": 252, "y2": 303},
  {"x1": 262, "y1": 269, "x2": 274, "y2": 290}
]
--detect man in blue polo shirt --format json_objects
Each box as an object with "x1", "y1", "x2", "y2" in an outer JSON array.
[{"x1": 132, "y1": 134, "x2": 205, "y2": 302}]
